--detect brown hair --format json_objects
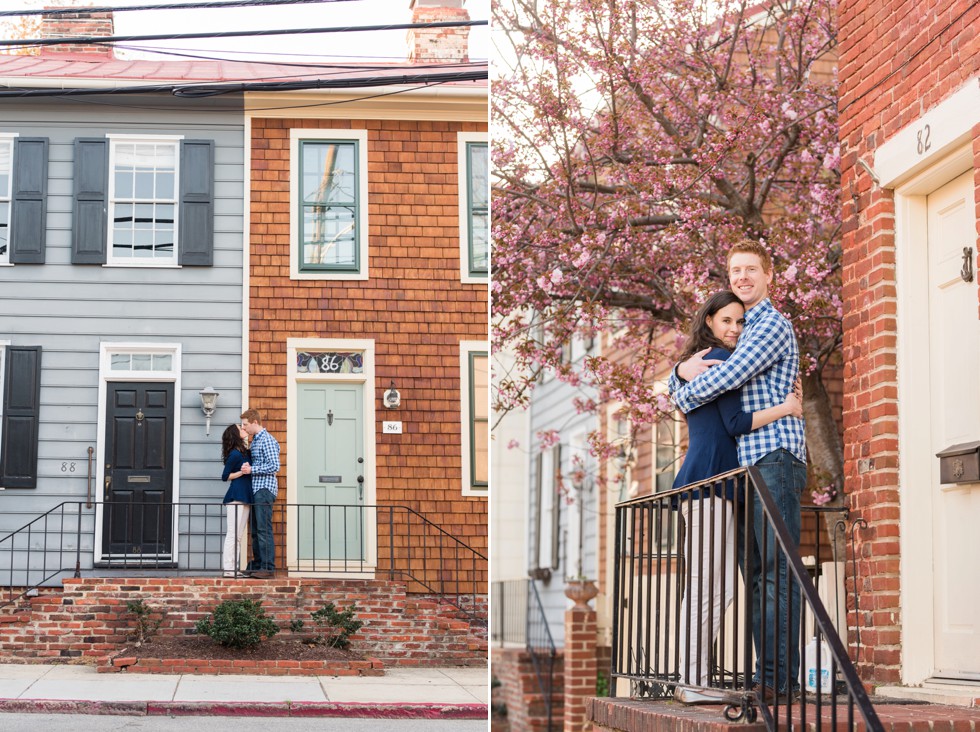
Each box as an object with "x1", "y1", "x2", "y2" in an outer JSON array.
[
  {"x1": 240, "y1": 408, "x2": 262, "y2": 424},
  {"x1": 678, "y1": 291, "x2": 744, "y2": 362},
  {"x1": 727, "y1": 239, "x2": 772, "y2": 273}
]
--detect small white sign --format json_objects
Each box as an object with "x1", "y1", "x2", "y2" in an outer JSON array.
[{"x1": 382, "y1": 421, "x2": 403, "y2": 434}]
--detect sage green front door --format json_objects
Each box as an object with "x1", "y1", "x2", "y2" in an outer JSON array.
[{"x1": 298, "y1": 382, "x2": 364, "y2": 562}]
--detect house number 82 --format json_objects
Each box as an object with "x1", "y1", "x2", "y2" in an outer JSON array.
[{"x1": 916, "y1": 124, "x2": 931, "y2": 155}]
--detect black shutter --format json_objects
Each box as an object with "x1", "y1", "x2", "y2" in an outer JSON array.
[
  {"x1": 9, "y1": 137, "x2": 48, "y2": 264},
  {"x1": 0, "y1": 346, "x2": 42, "y2": 489},
  {"x1": 178, "y1": 139, "x2": 214, "y2": 266},
  {"x1": 72, "y1": 138, "x2": 109, "y2": 264}
]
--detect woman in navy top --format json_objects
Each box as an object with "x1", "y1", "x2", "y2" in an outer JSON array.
[
  {"x1": 673, "y1": 291, "x2": 802, "y2": 692},
  {"x1": 221, "y1": 424, "x2": 253, "y2": 577}
]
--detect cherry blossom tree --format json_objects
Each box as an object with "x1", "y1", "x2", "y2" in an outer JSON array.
[{"x1": 492, "y1": 0, "x2": 843, "y2": 496}]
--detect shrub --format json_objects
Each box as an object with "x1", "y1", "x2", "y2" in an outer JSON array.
[
  {"x1": 126, "y1": 599, "x2": 166, "y2": 647},
  {"x1": 195, "y1": 598, "x2": 279, "y2": 649},
  {"x1": 308, "y1": 602, "x2": 363, "y2": 649}
]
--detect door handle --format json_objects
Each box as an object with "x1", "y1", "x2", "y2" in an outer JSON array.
[
  {"x1": 104, "y1": 475, "x2": 112, "y2": 494},
  {"x1": 357, "y1": 475, "x2": 364, "y2": 501}
]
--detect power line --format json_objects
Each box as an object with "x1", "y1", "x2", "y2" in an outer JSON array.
[
  {"x1": 105, "y1": 42, "x2": 487, "y2": 69},
  {"x1": 0, "y1": 67, "x2": 487, "y2": 97},
  {"x1": 0, "y1": 19, "x2": 487, "y2": 48},
  {"x1": 0, "y1": 0, "x2": 359, "y2": 18},
  {"x1": 54, "y1": 77, "x2": 463, "y2": 112}
]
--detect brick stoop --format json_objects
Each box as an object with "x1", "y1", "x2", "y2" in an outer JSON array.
[
  {"x1": 102, "y1": 654, "x2": 385, "y2": 677},
  {"x1": 589, "y1": 697, "x2": 980, "y2": 731},
  {"x1": 0, "y1": 578, "x2": 487, "y2": 670}
]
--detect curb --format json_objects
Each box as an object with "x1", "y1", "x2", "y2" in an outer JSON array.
[{"x1": 0, "y1": 699, "x2": 488, "y2": 720}]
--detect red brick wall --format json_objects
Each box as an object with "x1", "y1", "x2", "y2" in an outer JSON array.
[
  {"x1": 838, "y1": 0, "x2": 979, "y2": 684},
  {"x1": 491, "y1": 646, "x2": 565, "y2": 732},
  {"x1": 0, "y1": 578, "x2": 484, "y2": 667},
  {"x1": 249, "y1": 117, "x2": 488, "y2": 588}
]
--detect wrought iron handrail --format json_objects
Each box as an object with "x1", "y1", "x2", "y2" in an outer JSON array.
[
  {"x1": 610, "y1": 467, "x2": 883, "y2": 731},
  {"x1": 0, "y1": 500, "x2": 487, "y2": 625},
  {"x1": 527, "y1": 578, "x2": 558, "y2": 732},
  {"x1": 491, "y1": 578, "x2": 528, "y2": 647}
]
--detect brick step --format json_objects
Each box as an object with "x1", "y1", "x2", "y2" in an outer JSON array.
[{"x1": 590, "y1": 698, "x2": 980, "y2": 732}]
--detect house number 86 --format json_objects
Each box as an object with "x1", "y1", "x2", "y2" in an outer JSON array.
[{"x1": 916, "y1": 124, "x2": 931, "y2": 155}]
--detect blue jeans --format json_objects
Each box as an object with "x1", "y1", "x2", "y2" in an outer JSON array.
[
  {"x1": 248, "y1": 489, "x2": 276, "y2": 571},
  {"x1": 739, "y1": 449, "x2": 807, "y2": 692}
]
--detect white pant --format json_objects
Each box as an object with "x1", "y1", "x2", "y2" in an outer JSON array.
[
  {"x1": 222, "y1": 502, "x2": 250, "y2": 572},
  {"x1": 679, "y1": 496, "x2": 736, "y2": 687}
]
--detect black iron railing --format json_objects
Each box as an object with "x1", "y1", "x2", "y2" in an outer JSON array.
[
  {"x1": 527, "y1": 578, "x2": 558, "y2": 732},
  {"x1": 0, "y1": 501, "x2": 487, "y2": 624},
  {"x1": 610, "y1": 467, "x2": 883, "y2": 731},
  {"x1": 491, "y1": 578, "x2": 528, "y2": 647}
]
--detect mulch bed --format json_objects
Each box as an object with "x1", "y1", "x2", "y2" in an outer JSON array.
[
  {"x1": 127, "y1": 633, "x2": 358, "y2": 662},
  {"x1": 105, "y1": 633, "x2": 385, "y2": 676}
]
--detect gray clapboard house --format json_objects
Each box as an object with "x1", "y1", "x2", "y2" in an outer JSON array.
[
  {"x1": 526, "y1": 337, "x2": 600, "y2": 645},
  {"x1": 0, "y1": 46, "x2": 249, "y2": 581}
]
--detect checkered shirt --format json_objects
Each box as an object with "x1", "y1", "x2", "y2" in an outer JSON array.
[
  {"x1": 249, "y1": 428, "x2": 281, "y2": 497},
  {"x1": 669, "y1": 298, "x2": 807, "y2": 467}
]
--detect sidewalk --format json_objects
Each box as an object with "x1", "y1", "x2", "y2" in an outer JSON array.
[{"x1": 0, "y1": 664, "x2": 488, "y2": 719}]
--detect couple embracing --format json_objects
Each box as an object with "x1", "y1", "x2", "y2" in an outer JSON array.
[{"x1": 669, "y1": 239, "x2": 807, "y2": 704}]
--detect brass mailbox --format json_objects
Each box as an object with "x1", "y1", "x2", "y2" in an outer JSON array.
[{"x1": 936, "y1": 441, "x2": 980, "y2": 484}]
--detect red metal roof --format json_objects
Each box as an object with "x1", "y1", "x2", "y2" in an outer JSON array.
[{"x1": 0, "y1": 52, "x2": 487, "y2": 87}]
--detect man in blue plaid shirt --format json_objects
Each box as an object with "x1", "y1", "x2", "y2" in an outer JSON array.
[
  {"x1": 669, "y1": 240, "x2": 806, "y2": 702},
  {"x1": 240, "y1": 408, "x2": 280, "y2": 578}
]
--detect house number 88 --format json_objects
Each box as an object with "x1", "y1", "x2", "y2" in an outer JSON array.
[{"x1": 61, "y1": 462, "x2": 76, "y2": 473}]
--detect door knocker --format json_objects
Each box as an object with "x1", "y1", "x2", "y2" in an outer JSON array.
[
  {"x1": 962, "y1": 247, "x2": 975, "y2": 283},
  {"x1": 135, "y1": 409, "x2": 145, "y2": 425}
]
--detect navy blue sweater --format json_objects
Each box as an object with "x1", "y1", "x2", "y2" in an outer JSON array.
[{"x1": 672, "y1": 348, "x2": 753, "y2": 501}]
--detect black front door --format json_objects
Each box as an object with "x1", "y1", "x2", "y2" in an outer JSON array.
[{"x1": 102, "y1": 382, "x2": 175, "y2": 557}]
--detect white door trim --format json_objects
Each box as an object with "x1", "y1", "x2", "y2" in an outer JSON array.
[
  {"x1": 94, "y1": 341, "x2": 182, "y2": 564},
  {"x1": 893, "y1": 144, "x2": 975, "y2": 684},
  {"x1": 285, "y1": 338, "x2": 377, "y2": 576}
]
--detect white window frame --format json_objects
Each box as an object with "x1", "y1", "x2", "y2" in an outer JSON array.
[
  {"x1": 94, "y1": 341, "x2": 182, "y2": 563},
  {"x1": 461, "y1": 340, "x2": 489, "y2": 495},
  {"x1": 289, "y1": 128, "x2": 369, "y2": 281},
  {"x1": 0, "y1": 133, "x2": 18, "y2": 267},
  {"x1": 458, "y1": 131, "x2": 488, "y2": 283},
  {"x1": 105, "y1": 134, "x2": 183, "y2": 269}
]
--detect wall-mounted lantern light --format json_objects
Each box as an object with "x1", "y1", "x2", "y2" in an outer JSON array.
[
  {"x1": 383, "y1": 381, "x2": 401, "y2": 409},
  {"x1": 199, "y1": 386, "x2": 219, "y2": 436}
]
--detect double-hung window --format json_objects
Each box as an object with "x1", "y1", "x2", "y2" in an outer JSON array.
[
  {"x1": 461, "y1": 341, "x2": 489, "y2": 495},
  {"x1": 290, "y1": 129, "x2": 369, "y2": 280},
  {"x1": 108, "y1": 137, "x2": 179, "y2": 265},
  {"x1": 72, "y1": 135, "x2": 213, "y2": 266},
  {"x1": 458, "y1": 132, "x2": 488, "y2": 282}
]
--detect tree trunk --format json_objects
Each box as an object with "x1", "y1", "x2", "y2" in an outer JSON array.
[{"x1": 801, "y1": 370, "x2": 847, "y2": 559}]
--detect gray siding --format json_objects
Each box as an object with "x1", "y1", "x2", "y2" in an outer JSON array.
[
  {"x1": 528, "y1": 369, "x2": 599, "y2": 647},
  {"x1": 0, "y1": 98, "x2": 245, "y2": 575}
]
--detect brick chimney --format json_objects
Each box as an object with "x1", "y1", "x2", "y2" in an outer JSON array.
[
  {"x1": 40, "y1": 5, "x2": 114, "y2": 58},
  {"x1": 407, "y1": 0, "x2": 469, "y2": 64}
]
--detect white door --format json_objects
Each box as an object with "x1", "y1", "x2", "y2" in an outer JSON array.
[{"x1": 927, "y1": 170, "x2": 980, "y2": 680}]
